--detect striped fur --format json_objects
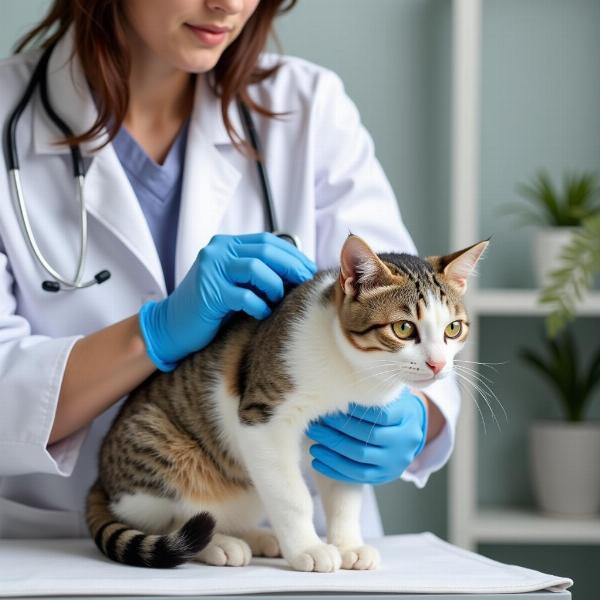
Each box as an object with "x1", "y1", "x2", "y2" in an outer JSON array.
[{"x1": 86, "y1": 482, "x2": 215, "y2": 568}]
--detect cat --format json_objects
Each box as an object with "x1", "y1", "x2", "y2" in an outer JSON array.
[{"x1": 86, "y1": 233, "x2": 488, "y2": 572}]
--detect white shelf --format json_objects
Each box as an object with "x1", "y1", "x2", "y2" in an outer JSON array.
[
  {"x1": 447, "y1": 0, "x2": 600, "y2": 552},
  {"x1": 474, "y1": 506, "x2": 600, "y2": 545},
  {"x1": 466, "y1": 290, "x2": 600, "y2": 316}
]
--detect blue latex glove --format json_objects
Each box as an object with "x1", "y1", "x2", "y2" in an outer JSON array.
[
  {"x1": 139, "y1": 232, "x2": 317, "y2": 371},
  {"x1": 306, "y1": 387, "x2": 428, "y2": 485}
]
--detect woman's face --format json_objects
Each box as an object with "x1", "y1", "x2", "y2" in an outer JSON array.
[{"x1": 123, "y1": 0, "x2": 261, "y2": 73}]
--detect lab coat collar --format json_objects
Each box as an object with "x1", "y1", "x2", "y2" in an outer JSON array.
[
  {"x1": 32, "y1": 27, "x2": 107, "y2": 156},
  {"x1": 31, "y1": 26, "x2": 243, "y2": 295}
]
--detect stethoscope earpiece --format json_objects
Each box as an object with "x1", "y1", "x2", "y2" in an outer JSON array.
[{"x1": 41, "y1": 269, "x2": 111, "y2": 293}]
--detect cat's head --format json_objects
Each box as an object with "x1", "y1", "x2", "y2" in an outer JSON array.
[{"x1": 333, "y1": 234, "x2": 488, "y2": 389}]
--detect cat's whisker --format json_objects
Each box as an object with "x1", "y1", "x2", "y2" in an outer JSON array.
[
  {"x1": 462, "y1": 376, "x2": 501, "y2": 432},
  {"x1": 356, "y1": 359, "x2": 399, "y2": 371},
  {"x1": 356, "y1": 361, "x2": 399, "y2": 373},
  {"x1": 455, "y1": 375, "x2": 489, "y2": 435},
  {"x1": 354, "y1": 373, "x2": 400, "y2": 414},
  {"x1": 453, "y1": 363, "x2": 494, "y2": 385},
  {"x1": 454, "y1": 365, "x2": 507, "y2": 422},
  {"x1": 330, "y1": 373, "x2": 395, "y2": 445},
  {"x1": 456, "y1": 378, "x2": 486, "y2": 435},
  {"x1": 454, "y1": 370, "x2": 502, "y2": 432},
  {"x1": 353, "y1": 367, "x2": 401, "y2": 386},
  {"x1": 354, "y1": 365, "x2": 399, "y2": 379},
  {"x1": 335, "y1": 370, "x2": 402, "y2": 441},
  {"x1": 454, "y1": 365, "x2": 508, "y2": 423},
  {"x1": 455, "y1": 359, "x2": 507, "y2": 374},
  {"x1": 364, "y1": 407, "x2": 383, "y2": 447},
  {"x1": 333, "y1": 400, "x2": 364, "y2": 445},
  {"x1": 455, "y1": 375, "x2": 487, "y2": 435}
]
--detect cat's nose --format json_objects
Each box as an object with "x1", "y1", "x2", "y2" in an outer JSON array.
[{"x1": 426, "y1": 360, "x2": 446, "y2": 375}]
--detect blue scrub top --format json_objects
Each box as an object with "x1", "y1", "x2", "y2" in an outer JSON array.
[{"x1": 112, "y1": 120, "x2": 190, "y2": 294}]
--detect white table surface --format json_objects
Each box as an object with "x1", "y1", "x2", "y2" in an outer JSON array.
[{"x1": 0, "y1": 533, "x2": 573, "y2": 599}]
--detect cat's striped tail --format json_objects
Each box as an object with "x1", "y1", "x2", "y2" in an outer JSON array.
[{"x1": 86, "y1": 481, "x2": 215, "y2": 568}]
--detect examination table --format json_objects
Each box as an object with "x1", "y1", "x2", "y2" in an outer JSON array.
[{"x1": 0, "y1": 533, "x2": 572, "y2": 599}]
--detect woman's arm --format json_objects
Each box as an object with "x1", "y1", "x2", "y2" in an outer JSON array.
[
  {"x1": 49, "y1": 314, "x2": 156, "y2": 445},
  {"x1": 415, "y1": 390, "x2": 446, "y2": 444}
]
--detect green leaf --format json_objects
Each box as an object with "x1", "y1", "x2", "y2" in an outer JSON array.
[{"x1": 540, "y1": 212, "x2": 600, "y2": 337}]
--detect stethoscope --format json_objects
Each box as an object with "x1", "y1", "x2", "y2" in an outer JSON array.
[{"x1": 4, "y1": 42, "x2": 300, "y2": 293}]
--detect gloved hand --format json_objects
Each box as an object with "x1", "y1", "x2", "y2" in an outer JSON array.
[
  {"x1": 139, "y1": 232, "x2": 317, "y2": 371},
  {"x1": 306, "y1": 387, "x2": 428, "y2": 485}
]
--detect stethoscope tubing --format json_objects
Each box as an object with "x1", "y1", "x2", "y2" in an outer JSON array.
[
  {"x1": 4, "y1": 42, "x2": 299, "y2": 293},
  {"x1": 5, "y1": 43, "x2": 101, "y2": 291}
]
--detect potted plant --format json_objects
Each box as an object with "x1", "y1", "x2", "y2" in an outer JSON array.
[
  {"x1": 502, "y1": 170, "x2": 600, "y2": 288},
  {"x1": 520, "y1": 327, "x2": 600, "y2": 515},
  {"x1": 539, "y1": 212, "x2": 600, "y2": 337}
]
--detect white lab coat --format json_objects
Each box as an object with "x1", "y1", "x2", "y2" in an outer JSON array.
[{"x1": 0, "y1": 29, "x2": 460, "y2": 539}]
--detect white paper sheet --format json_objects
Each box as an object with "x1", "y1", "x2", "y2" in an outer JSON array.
[{"x1": 0, "y1": 533, "x2": 572, "y2": 597}]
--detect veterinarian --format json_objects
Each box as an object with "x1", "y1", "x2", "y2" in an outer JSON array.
[{"x1": 0, "y1": 0, "x2": 460, "y2": 539}]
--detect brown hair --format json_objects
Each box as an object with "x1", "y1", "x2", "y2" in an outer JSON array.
[{"x1": 15, "y1": 0, "x2": 296, "y2": 150}]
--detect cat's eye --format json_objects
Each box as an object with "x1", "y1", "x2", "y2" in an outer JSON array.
[
  {"x1": 445, "y1": 320, "x2": 462, "y2": 339},
  {"x1": 392, "y1": 321, "x2": 416, "y2": 340}
]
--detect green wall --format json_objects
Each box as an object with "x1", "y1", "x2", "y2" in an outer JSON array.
[
  {"x1": 2, "y1": 1, "x2": 599, "y2": 597},
  {"x1": 479, "y1": 0, "x2": 600, "y2": 289},
  {"x1": 0, "y1": 1, "x2": 48, "y2": 56}
]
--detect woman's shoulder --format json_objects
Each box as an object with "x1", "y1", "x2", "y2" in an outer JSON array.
[
  {"x1": 253, "y1": 52, "x2": 348, "y2": 109},
  {"x1": 0, "y1": 48, "x2": 41, "y2": 114},
  {"x1": 257, "y1": 52, "x2": 339, "y2": 82},
  {"x1": 0, "y1": 47, "x2": 41, "y2": 81}
]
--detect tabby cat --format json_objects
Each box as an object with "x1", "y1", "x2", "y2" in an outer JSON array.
[{"x1": 86, "y1": 233, "x2": 488, "y2": 572}]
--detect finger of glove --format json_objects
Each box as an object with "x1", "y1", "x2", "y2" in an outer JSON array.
[
  {"x1": 235, "y1": 243, "x2": 315, "y2": 285},
  {"x1": 228, "y1": 258, "x2": 284, "y2": 303},
  {"x1": 222, "y1": 284, "x2": 271, "y2": 320},
  {"x1": 310, "y1": 458, "x2": 361, "y2": 484},
  {"x1": 320, "y1": 412, "x2": 395, "y2": 446},
  {"x1": 306, "y1": 422, "x2": 385, "y2": 465},
  {"x1": 309, "y1": 444, "x2": 383, "y2": 483},
  {"x1": 234, "y1": 232, "x2": 317, "y2": 273}
]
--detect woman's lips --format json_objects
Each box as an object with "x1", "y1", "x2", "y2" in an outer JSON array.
[{"x1": 186, "y1": 24, "x2": 230, "y2": 46}]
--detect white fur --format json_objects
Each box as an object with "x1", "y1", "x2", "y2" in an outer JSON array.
[
  {"x1": 111, "y1": 488, "x2": 264, "y2": 536},
  {"x1": 112, "y1": 274, "x2": 464, "y2": 572}
]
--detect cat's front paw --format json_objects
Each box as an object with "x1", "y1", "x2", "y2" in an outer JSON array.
[
  {"x1": 338, "y1": 544, "x2": 380, "y2": 570},
  {"x1": 290, "y1": 543, "x2": 342, "y2": 572}
]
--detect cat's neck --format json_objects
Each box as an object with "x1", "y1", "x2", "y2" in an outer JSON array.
[{"x1": 286, "y1": 273, "x2": 405, "y2": 414}]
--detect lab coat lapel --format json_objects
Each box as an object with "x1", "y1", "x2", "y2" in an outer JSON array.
[
  {"x1": 32, "y1": 28, "x2": 166, "y2": 294},
  {"x1": 83, "y1": 147, "x2": 167, "y2": 295},
  {"x1": 174, "y1": 75, "x2": 242, "y2": 286}
]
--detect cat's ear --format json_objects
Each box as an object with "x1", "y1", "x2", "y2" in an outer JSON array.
[
  {"x1": 431, "y1": 239, "x2": 489, "y2": 294},
  {"x1": 339, "y1": 234, "x2": 393, "y2": 298}
]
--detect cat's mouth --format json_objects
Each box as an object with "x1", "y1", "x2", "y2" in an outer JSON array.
[{"x1": 405, "y1": 371, "x2": 448, "y2": 387}]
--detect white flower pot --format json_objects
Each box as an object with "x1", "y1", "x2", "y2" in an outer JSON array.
[
  {"x1": 530, "y1": 421, "x2": 600, "y2": 516},
  {"x1": 532, "y1": 227, "x2": 581, "y2": 289}
]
